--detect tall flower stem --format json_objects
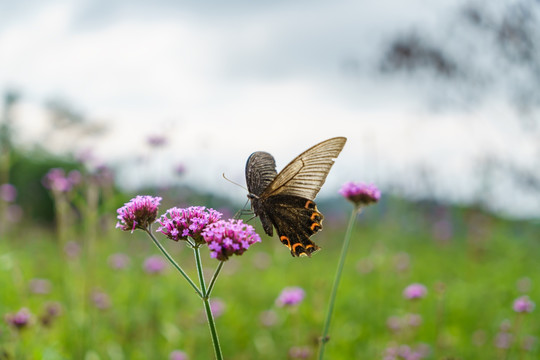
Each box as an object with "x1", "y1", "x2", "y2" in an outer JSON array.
[
  {"x1": 318, "y1": 206, "x2": 359, "y2": 360},
  {"x1": 193, "y1": 244, "x2": 223, "y2": 360},
  {"x1": 145, "y1": 228, "x2": 203, "y2": 298}
]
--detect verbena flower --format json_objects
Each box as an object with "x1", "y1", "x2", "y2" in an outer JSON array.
[
  {"x1": 108, "y1": 253, "x2": 131, "y2": 270},
  {"x1": 339, "y1": 181, "x2": 381, "y2": 207},
  {"x1": 40, "y1": 302, "x2": 62, "y2": 327},
  {"x1": 29, "y1": 278, "x2": 51, "y2": 295},
  {"x1": 201, "y1": 219, "x2": 261, "y2": 261},
  {"x1": 403, "y1": 283, "x2": 428, "y2": 300},
  {"x1": 5, "y1": 308, "x2": 32, "y2": 329},
  {"x1": 275, "y1": 286, "x2": 305, "y2": 307},
  {"x1": 143, "y1": 255, "x2": 167, "y2": 274},
  {"x1": 42, "y1": 168, "x2": 81, "y2": 193},
  {"x1": 116, "y1": 195, "x2": 162, "y2": 232},
  {"x1": 288, "y1": 346, "x2": 312, "y2": 359},
  {"x1": 147, "y1": 134, "x2": 167, "y2": 147},
  {"x1": 210, "y1": 298, "x2": 226, "y2": 318},
  {"x1": 91, "y1": 290, "x2": 111, "y2": 310},
  {"x1": 494, "y1": 331, "x2": 513, "y2": 349},
  {"x1": 157, "y1": 206, "x2": 222, "y2": 244},
  {"x1": 0, "y1": 184, "x2": 17, "y2": 202},
  {"x1": 64, "y1": 241, "x2": 81, "y2": 259},
  {"x1": 513, "y1": 295, "x2": 535, "y2": 313},
  {"x1": 383, "y1": 343, "x2": 429, "y2": 360},
  {"x1": 169, "y1": 350, "x2": 188, "y2": 360}
]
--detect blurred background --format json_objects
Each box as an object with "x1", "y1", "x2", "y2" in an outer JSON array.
[{"x1": 2, "y1": 0, "x2": 540, "y2": 218}]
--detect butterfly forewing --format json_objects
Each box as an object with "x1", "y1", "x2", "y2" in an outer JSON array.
[{"x1": 260, "y1": 137, "x2": 347, "y2": 200}]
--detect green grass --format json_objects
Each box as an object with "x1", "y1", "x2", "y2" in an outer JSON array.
[{"x1": 0, "y1": 200, "x2": 539, "y2": 359}]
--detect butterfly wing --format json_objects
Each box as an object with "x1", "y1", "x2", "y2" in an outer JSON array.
[
  {"x1": 263, "y1": 195, "x2": 324, "y2": 257},
  {"x1": 245, "y1": 151, "x2": 277, "y2": 197},
  {"x1": 259, "y1": 137, "x2": 347, "y2": 200},
  {"x1": 245, "y1": 151, "x2": 278, "y2": 236}
]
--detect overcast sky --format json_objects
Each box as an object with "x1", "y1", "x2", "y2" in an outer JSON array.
[{"x1": 1, "y1": 0, "x2": 538, "y2": 218}]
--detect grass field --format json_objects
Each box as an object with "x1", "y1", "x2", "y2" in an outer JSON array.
[{"x1": 0, "y1": 191, "x2": 538, "y2": 359}]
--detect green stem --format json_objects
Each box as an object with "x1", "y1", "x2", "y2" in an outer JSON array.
[
  {"x1": 193, "y1": 245, "x2": 223, "y2": 360},
  {"x1": 206, "y1": 261, "x2": 225, "y2": 297},
  {"x1": 145, "y1": 229, "x2": 203, "y2": 299},
  {"x1": 318, "y1": 207, "x2": 359, "y2": 360}
]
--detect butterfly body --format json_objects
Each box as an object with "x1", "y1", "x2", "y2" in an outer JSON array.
[{"x1": 245, "y1": 137, "x2": 347, "y2": 257}]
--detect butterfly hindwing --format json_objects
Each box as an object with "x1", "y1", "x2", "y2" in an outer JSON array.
[
  {"x1": 263, "y1": 195, "x2": 323, "y2": 257},
  {"x1": 245, "y1": 151, "x2": 277, "y2": 197}
]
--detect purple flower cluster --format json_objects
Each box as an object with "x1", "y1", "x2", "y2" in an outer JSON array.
[
  {"x1": 5, "y1": 308, "x2": 32, "y2": 329},
  {"x1": 339, "y1": 181, "x2": 381, "y2": 207},
  {"x1": 91, "y1": 290, "x2": 111, "y2": 310},
  {"x1": 116, "y1": 195, "x2": 162, "y2": 232},
  {"x1": 108, "y1": 253, "x2": 131, "y2": 270},
  {"x1": 157, "y1": 206, "x2": 223, "y2": 244},
  {"x1": 169, "y1": 350, "x2": 188, "y2": 360},
  {"x1": 383, "y1": 343, "x2": 429, "y2": 360},
  {"x1": 42, "y1": 168, "x2": 82, "y2": 193},
  {"x1": 40, "y1": 302, "x2": 62, "y2": 327},
  {"x1": 288, "y1": 346, "x2": 312, "y2": 359},
  {"x1": 387, "y1": 314, "x2": 422, "y2": 332},
  {"x1": 147, "y1": 134, "x2": 167, "y2": 147},
  {"x1": 144, "y1": 255, "x2": 167, "y2": 274},
  {"x1": 275, "y1": 286, "x2": 305, "y2": 307},
  {"x1": 403, "y1": 283, "x2": 428, "y2": 300},
  {"x1": 210, "y1": 298, "x2": 226, "y2": 318},
  {"x1": 513, "y1": 295, "x2": 535, "y2": 313},
  {"x1": 202, "y1": 219, "x2": 261, "y2": 261},
  {"x1": 0, "y1": 184, "x2": 17, "y2": 202}
]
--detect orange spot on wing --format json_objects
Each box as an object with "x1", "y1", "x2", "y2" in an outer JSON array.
[
  {"x1": 311, "y1": 223, "x2": 321, "y2": 231},
  {"x1": 304, "y1": 200, "x2": 314, "y2": 209},
  {"x1": 280, "y1": 236, "x2": 291, "y2": 248}
]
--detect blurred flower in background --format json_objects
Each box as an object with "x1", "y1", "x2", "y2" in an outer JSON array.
[
  {"x1": 5, "y1": 308, "x2": 33, "y2": 330},
  {"x1": 169, "y1": 350, "x2": 188, "y2": 360},
  {"x1": 275, "y1": 287, "x2": 305, "y2": 307},
  {"x1": 0, "y1": 184, "x2": 16, "y2": 202},
  {"x1": 513, "y1": 295, "x2": 535, "y2": 313},
  {"x1": 403, "y1": 283, "x2": 428, "y2": 300},
  {"x1": 108, "y1": 253, "x2": 131, "y2": 270},
  {"x1": 143, "y1": 255, "x2": 167, "y2": 275}
]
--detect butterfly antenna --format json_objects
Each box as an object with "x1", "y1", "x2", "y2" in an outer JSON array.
[{"x1": 222, "y1": 173, "x2": 249, "y2": 192}]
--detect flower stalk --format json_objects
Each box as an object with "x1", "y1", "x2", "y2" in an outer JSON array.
[
  {"x1": 194, "y1": 244, "x2": 223, "y2": 360},
  {"x1": 318, "y1": 182, "x2": 380, "y2": 359},
  {"x1": 318, "y1": 206, "x2": 358, "y2": 359}
]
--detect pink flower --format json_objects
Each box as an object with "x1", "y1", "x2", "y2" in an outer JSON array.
[
  {"x1": 275, "y1": 287, "x2": 305, "y2": 307},
  {"x1": 202, "y1": 219, "x2": 261, "y2": 261},
  {"x1": 210, "y1": 298, "x2": 226, "y2": 318},
  {"x1": 157, "y1": 206, "x2": 222, "y2": 244},
  {"x1": 0, "y1": 184, "x2": 17, "y2": 202},
  {"x1": 116, "y1": 195, "x2": 162, "y2": 232},
  {"x1": 339, "y1": 182, "x2": 380, "y2": 207},
  {"x1": 513, "y1": 295, "x2": 535, "y2": 313},
  {"x1": 5, "y1": 308, "x2": 32, "y2": 329},
  {"x1": 169, "y1": 350, "x2": 188, "y2": 360},
  {"x1": 143, "y1": 255, "x2": 167, "y2": 275},
  {"x1": 403, "y1": 283, "x2": 427, "y2": 300}
]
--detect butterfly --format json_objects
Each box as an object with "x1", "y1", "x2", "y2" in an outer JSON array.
[{"x1": 245, "y1": 137, "x2": 347, "y2": 257}]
